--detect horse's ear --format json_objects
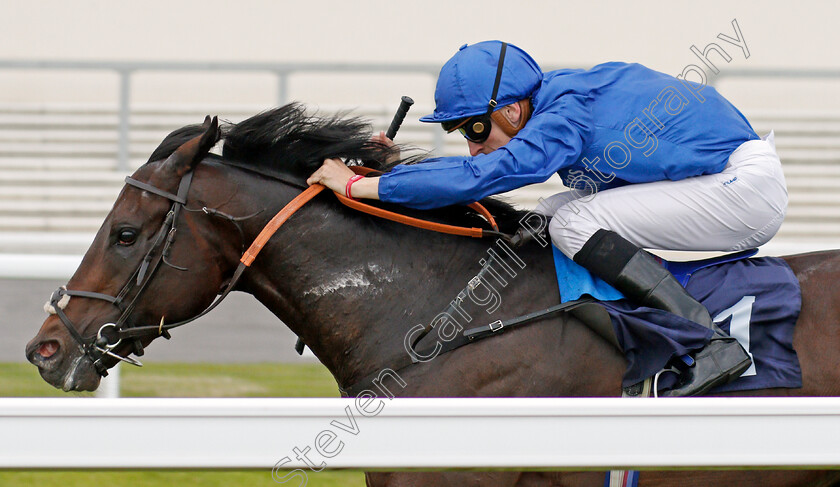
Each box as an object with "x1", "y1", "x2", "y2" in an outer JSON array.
[{"x1": 162, "y1": 115, "x2": 220, "y2": 177}]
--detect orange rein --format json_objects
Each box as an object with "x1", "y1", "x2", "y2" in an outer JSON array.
[{"x1": 240, "y1": 167, "x2": 500, "y2": 267}]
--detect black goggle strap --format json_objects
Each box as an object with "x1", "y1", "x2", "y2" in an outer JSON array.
[{"x1": 485, "y1": 42, "x2": 507, "y2": 120}]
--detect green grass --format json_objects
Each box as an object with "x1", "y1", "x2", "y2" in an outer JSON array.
[
  {"x1": 0, "y1": 362, "x2": 366, "y2": 486},
  {"x1": 0, "y1": 470, "x2": 360, "y2": 487},
  {"x1": 0, "y1": 361, "x2": 95, "y2": 397},
  {"x1": 120, "y1": 362, "x2": 344, "y2": 398}
]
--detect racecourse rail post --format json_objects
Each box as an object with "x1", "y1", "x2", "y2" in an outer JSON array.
[{"x1": 96, "y1": 362, "x2": 121, "y2": 398}]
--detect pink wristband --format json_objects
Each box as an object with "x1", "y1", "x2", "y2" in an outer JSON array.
[{"x1": 346, "y1": 175, "x2": 364, "y2": 198}]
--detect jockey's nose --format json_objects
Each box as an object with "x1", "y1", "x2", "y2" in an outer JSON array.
[{"x1": 468, "y1": 140, "x2": 483, "y2": 157}]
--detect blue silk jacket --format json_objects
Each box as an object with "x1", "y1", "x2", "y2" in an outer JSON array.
[{"x1": 378, "y1": 62, "x2": 758, "y2": 209}]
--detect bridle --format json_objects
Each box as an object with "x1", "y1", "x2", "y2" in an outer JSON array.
[
  {"x1": 48, "y1": 170, "x2": 205, "y2": 376},
  {"x1": 47, "y1": 164, "x2": 508, "y2": 378}
]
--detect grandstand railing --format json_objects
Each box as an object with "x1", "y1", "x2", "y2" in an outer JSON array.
[
  {"x1": 2, "y1": 60, "x2": 838, "y2": 169},
  {"x1": 1, "y1": 61, "x2": 839, "y2": 247},
  {"x1": 0, "y1": 59, "x2": 443, "y2": 171}
]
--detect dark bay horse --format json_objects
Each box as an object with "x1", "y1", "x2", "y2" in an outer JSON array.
[{"x1": 25, "y1": 105, "x2": 840, "y2": 486}]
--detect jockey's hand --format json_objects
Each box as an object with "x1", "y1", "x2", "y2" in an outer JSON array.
[
  {"x1": 307, "y1": 158, "x2": 381, "y2": 200},
  {"x1": 307, "y1": 158, "x2": 353, "y2": 193},
  {"x1": 371, "y1": 131, "x2": 401, "y2": 165}
]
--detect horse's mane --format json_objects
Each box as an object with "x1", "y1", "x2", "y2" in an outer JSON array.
[{"x1": 147, "y1": 103, "x2": 530, "y2": 234}]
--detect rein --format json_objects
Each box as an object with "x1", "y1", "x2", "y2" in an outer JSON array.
[
  {"x1": 49, "y1": 165, "x2": 509, "y2": 376},
  {"x1": 336, "y1": 166, "x2": 504, "y2": 239}
]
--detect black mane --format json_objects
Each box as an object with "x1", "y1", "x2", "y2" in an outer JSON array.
[
  {"x1": 222, "y1": 104, "x2": 399, "y2": 181},
  {"x1": 146, "y1": 103, "x2": 530, "y2": 234}
]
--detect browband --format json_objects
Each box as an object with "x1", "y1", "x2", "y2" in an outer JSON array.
[{"x1": 125, "y1": 176, "x2": 186, "y2": 204}]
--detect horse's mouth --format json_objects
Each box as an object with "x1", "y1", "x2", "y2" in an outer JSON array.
[
  {"x1": 32, "y1": 349, "x2": 101, "y2": 392},
  {"x1": 58, "y1": 355, "x2": 100, "y2": 391}
]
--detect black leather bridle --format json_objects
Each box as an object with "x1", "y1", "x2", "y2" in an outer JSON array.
[{"x1": 47, "y1": 169, "x2": 244, "y2": 376}]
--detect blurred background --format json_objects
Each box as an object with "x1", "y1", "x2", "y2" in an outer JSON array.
[{"x1": 2, "y1": 0, "x2": 840, "y2": 385}]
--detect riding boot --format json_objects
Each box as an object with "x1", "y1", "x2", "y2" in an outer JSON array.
[{"x1": 573, "y1": 229, "x2": 752, "y2": 397}]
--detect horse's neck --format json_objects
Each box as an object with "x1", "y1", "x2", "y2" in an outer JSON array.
[
  {"x1": 248, "y1": 237, "x2": 469, "y2": 377},
  {"x1": 232, "y1": 183, "x2": 558, "y2": 387}
]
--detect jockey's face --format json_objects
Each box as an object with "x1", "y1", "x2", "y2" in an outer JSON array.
[
  {"x1": 467, "y1": 120, "x2": 512, "y2": 156},
  {"x1": 464, "y1": 101, "x2": 523, "y2": 156}
]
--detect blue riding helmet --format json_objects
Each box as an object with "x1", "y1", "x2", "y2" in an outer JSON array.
[{"x1": 420, "y1": 41, "x2": 543, "y2": 124}]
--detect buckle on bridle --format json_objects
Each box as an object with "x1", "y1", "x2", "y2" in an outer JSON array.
[
  {"x1": 91, "y1": 323, "x2": 144, "y2": 368},
  {"x1": 488, "y1": 320, "x2": 504, "y2": 332}
]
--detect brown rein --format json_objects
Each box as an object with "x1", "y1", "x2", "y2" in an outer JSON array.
[
  {"x1": 241, "y1": 167, "x2": 501, "y2": 268},
  {"x1": 335, "y1": 193, "x2": 499, "y2": 239}
]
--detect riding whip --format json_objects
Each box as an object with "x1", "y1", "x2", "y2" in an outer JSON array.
[{"x1": 385, "y1": 96, "x2": 415, "y2": 140}]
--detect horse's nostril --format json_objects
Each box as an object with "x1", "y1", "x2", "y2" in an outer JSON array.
[{"x1": 37, "y1": 340, "x2": 60, "y2": 359}]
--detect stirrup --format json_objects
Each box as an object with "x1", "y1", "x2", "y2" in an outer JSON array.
[
  {"x1": 622, "y1": 366, "x2": 681, "y2": 398},
  {"x1": 659, "y1": 339, "x2": 752, "y2": 397}
]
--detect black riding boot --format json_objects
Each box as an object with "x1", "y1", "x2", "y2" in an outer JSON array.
[{"x1": 573, "y1": 229, "x2": 752, "y2": 397}]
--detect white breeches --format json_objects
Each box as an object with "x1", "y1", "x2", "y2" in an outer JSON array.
[{"x1": 542, "y1": 132, "x2": 788, "y2": 258}]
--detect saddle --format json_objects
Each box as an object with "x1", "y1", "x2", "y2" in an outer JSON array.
[
  {"x1": 660, "y1": 248, "x2": 758, "y2": 286},
  {"x1": 575, "y1": 248, "x2": 760, "y2": 348}
]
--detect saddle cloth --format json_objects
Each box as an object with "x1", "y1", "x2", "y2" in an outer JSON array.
[{"x1": 551, "y1": 247, "x2": 803, "y2": 393}]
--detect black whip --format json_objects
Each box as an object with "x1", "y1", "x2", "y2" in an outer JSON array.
[{"x1": 384, "y1": 96, "x2": 414, "y2": 140}]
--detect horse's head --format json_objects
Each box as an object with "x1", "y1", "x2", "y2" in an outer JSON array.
[
  {"x1": 25, "y1": 104, "x2": 413, "y2": 391},
  {"x1": 25, "y1": 116, "x2": 232, "y2": 391}
]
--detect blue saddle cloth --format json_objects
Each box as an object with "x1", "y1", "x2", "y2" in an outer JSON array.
[{"x1": 552, "y1": 247, "x2": 803, "y2": 393}]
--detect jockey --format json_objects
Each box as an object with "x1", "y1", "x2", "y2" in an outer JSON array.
[{"x1": 307, "y1": 40, "x2": 788, "y2": 397}]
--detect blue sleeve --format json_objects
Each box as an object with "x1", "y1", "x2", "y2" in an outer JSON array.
[{"x1": 377, "y1": 93, "x2": 592, "y2": 209}]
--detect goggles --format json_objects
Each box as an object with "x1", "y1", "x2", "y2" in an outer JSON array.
[{"x1": 442, "y1": 115, "x2": 493, "y2": 143}]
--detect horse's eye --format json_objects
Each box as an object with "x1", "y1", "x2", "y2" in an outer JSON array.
[{"x1": 117, "y1": 229, "x2": 138, "y2": 246}]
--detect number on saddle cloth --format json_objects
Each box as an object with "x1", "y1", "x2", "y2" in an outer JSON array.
[{"x1": 552, "y1": 247, "x2": 802, "y2": 393}]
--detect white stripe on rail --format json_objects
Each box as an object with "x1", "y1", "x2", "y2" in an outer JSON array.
[{"x1": 2, "y1": 397, "x2": 840, "y2": 469}]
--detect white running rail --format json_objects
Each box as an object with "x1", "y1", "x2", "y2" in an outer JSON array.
[{"x1": 2, "y1": 397, "x2": 840, "y2": 469}]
